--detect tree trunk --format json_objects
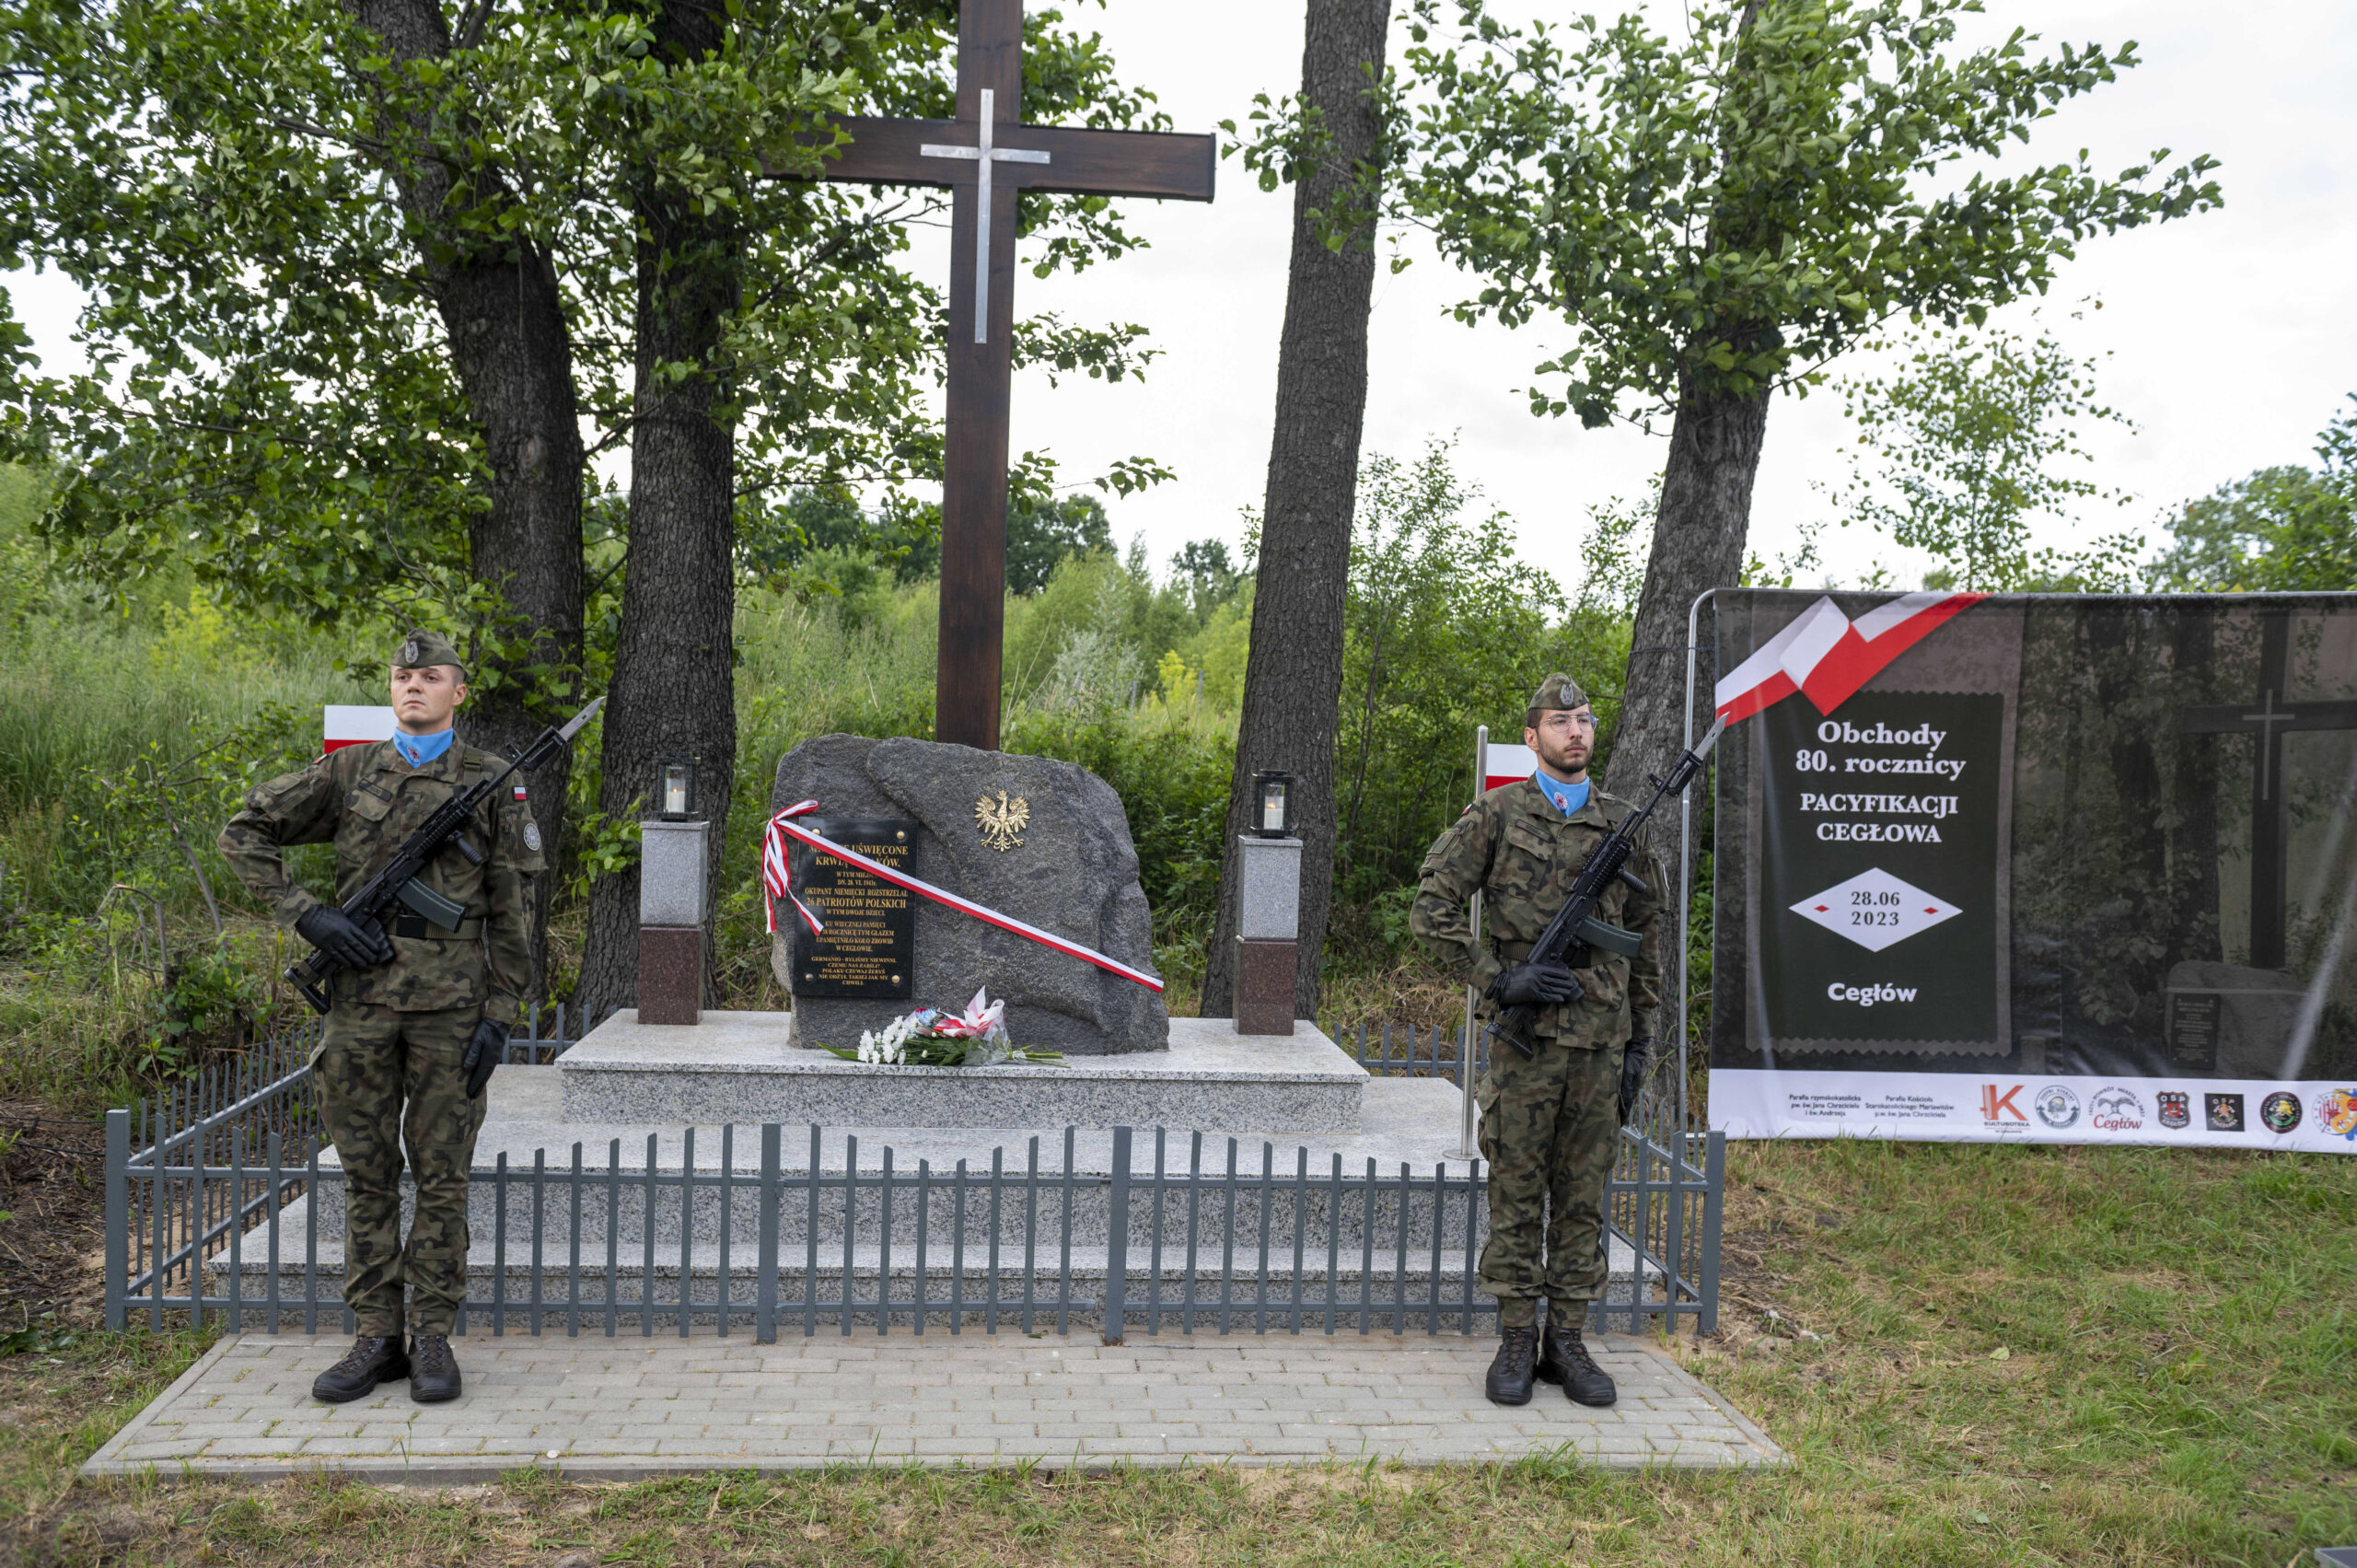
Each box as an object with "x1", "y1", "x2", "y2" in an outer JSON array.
[
  {"x1": 1600, "y1": 376, "x2": 1767, "y2": 1049},
  {"x1": 1200, "y1": 0, "x2": 1388, "y2": 1022},
  {"x1": 572, "y1": 0, "x2": 742, "y2": 1025},
  {"x1": 1604, "y1": 375, "x2": 1770, "y2": 796},
  {"x1": 354, "y1": 0, "x2": 588, "y2": 1005}
]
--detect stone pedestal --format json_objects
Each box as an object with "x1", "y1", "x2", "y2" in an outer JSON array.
[
  {"x1": 1234, "y1": 834, "x2": 1301, "y2": 1035},
  {"x1": 637, "y1": 819, "x2": 708, "y2": 1027},
  {"x1": 557, "y1": 1013, "x2": 1361, "y2": 1132}
]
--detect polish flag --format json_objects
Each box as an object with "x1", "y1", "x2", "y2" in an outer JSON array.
[
  {"x1": 1480, "y1": 741, "x2": 1538, "y2": 794},
  {"x1": 1714, "y1": 592, "x2": 1984, "y2": 724},
  {"x1": 324, "y1": 705, "x2": 397, "y2": 754}
]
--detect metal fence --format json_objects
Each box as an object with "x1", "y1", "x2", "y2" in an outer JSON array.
[{"x1": 105, "y1": 1013, "x2": 1720, "y2": 1342}]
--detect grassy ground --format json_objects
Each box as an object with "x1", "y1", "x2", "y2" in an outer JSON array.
[{"x1": 0, "y1": 1137, "x2": 2349, "y2": 1566}]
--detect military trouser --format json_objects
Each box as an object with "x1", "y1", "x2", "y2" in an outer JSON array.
[
  {"x1": 1475, "y1": 1036, "x2": 1624, "y2": 1329},
  {"x1": 318, "y1": 1000, "x2": 487, "y2": 1336}
]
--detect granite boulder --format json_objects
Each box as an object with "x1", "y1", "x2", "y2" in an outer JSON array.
[{"x1": 772, "y1": 735, "x2": 1169, "y2": 1055}]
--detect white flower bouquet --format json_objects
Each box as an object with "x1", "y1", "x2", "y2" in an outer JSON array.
[{"x1": 827, "y1": 989, "x2": 1063, "y2": 1068}]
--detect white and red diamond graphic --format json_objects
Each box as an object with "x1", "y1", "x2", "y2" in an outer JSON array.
[{"x1": 1790, "y1": 867, "x2": 1961, "y2": 953}]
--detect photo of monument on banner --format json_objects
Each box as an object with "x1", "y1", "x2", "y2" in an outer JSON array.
[{"x1": 1704, "y1": 589, "x2": 2357, "y2": 1154}]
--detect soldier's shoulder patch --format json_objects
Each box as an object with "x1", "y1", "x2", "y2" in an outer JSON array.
[{"x1": 523, "y1": 821, "x2": 542, "y2": 853}]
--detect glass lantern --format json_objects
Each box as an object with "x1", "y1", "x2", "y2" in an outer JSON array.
[
  {"x1": 657, "y1": 755, "x2": 699, "y2": 821},
  {"x1": 1251, "y1": 770, "x2": 1293, "y2": 838}
]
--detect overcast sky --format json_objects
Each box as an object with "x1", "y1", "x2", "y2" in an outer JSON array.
[
  {"x1": 993, "y1": 0, "x2": 2357, "y2": 593},
  {"x1": 7, "y1": 0, "x2": 2352, "y2": 597}
]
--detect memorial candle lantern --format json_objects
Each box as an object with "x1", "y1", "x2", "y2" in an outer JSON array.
[
  {"x1": 657, "y1": 756, "x2": 699, "y2": 821},
  {"x1": 1251, "y1": 770, "x2": 1293, "y2": 838}
]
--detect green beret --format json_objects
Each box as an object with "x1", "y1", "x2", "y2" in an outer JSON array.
[
  {"x1": 393, "y1": 628, "x2": 465, "y2": 675},
  {"x1": 1527, "y1": 672, "x2": 1589, "y2": 712}
]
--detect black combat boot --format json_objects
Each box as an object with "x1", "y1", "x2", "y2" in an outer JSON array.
[
  {"x1": 311, "y1": 1335, "x2": 410, "y2": 1403},
  {"x1": 1538, "y1": 1320, "x2": 1618, "y2": 1407},
  {"x1": 408, "y1": 1333, "x2": 463, "y2": 1403},
  {"x1": 1485, "y1": 1324, "x2": 1540, "y2": 1405}
]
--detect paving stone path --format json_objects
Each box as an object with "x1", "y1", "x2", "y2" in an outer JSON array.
[{"x1": 84, "y1": 1331, "x2": 1783, "y2": 1482}]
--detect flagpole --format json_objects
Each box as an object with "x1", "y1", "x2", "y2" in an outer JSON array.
[
  {"x1": 1678, "y1": 587, "x2": 1717, "y2": 1138},
  {"x1": 1458, "y1": 725, "x2": 1487, "y2": 1161}
]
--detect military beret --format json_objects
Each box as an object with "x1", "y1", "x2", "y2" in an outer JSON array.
[
  {"x1": 1527, "y1": 672, "x2": 1589, "y2": 712},
  {"x1": 393, "y1": 628, "x2": 466, "y2": 676}
]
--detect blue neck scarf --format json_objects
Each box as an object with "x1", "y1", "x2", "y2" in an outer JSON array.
[
  {"x1": 392, "y1": 728, "x2": 455, "y2": 769},
  {"x1": 1532, "y1": 770, "x2": 1590, "y2": 819}
]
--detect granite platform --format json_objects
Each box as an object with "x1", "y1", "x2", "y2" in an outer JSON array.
[
  {"x1": 205, "y1": 1066, "x2": 1683, "y2": 1331},
  {"x1": 238, "y1": 1068, "x2": 1515, "y2": 1271},
  {"x1": 559, "y1": 1012, "x2": 1367, "y2": 1133}
]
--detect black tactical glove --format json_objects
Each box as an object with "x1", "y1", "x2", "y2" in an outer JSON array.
[
  {"x1": 462, "y1": 1017, "x2": 509, "y2": 1099},
  {"x1": 1488, "y1": 958, "x2": 1582, "y2": 1008},
  {"x1": 296, "y1": 903, "x2": 395, "y2": 970},
  {"x1": 1617, "y1": 1037, "x2": 1654, "y2": 1126}
]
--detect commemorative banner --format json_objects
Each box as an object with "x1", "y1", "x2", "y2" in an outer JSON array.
[{"x1": 1705, "y1": 590, "x2": 2357, "y2": 1154}]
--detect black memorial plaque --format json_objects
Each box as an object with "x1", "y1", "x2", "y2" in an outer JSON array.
[
  {"x1": 2165, "y1": 992, "x2": 2222, "y2": 1070},
  {"x1": 787, "y1": 817, "x2": 919, "y2": 1000}
]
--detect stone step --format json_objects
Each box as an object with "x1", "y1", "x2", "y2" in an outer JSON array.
[
  {"x1": 302, "y1": 1069, "x2": 1492, "y2": 1252},
  {"x1": 556, "y1": 1012, "x2": 1367, "y2": 1134}
]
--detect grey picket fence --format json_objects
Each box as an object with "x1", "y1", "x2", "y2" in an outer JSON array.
[{"x1": 104, "y1": 1013, "x2": 1720, "y2": 1342}]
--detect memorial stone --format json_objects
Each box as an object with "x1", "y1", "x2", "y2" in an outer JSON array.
[{"x1": 772, "y1": 734, "x2": 1168, "y2": 1055}]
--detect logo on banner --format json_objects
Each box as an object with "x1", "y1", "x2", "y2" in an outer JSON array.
[
  {"x1": 2157, "y1": 1091, "x2": 2191, "y2": 1130},
  {"x1": 1714, "y1": 591, "x2": 1986, "y2": 722},
  {"x1": 2317, "y1": 1087, "x2": 2357, "y2": 1143},
  {"x1": 2090, "y1": 1086, "x2": 2143, "y2": 1132},
  {"x1": 1790, "y1": 867, "x2": 1963, "y2": 954},
  {"x1": 1980, "y1": 1084, "x2": 2026, "y2": 1122},
  {"x1": 2259, "y1": 1092, "x2": 2303, "y2": 1135},
  {"x1": 2204, "y1": 1093, "x2": 2245, "y2": 1132},
  {"x1": 2033, "y1": 1084, "x2": 2080, "y2": 1130}
]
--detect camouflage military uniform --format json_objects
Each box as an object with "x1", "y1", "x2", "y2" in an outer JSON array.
[
  {"x1": 218, "y1": 656, "x2": 542, "y2": 1337},
  {"x1": 1410, "y1": 714, "x2": 1663, "y2": 1330}
]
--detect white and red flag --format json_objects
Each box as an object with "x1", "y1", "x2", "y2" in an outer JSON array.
[
  {"x1": 1480, "y1": 741, "x2": 1538, "y2": 794},
  {"x1": 323, "y1": 705, "x2": 397, "y2": 754},
  {"x1": 1713, "y1": 592, "x2": 1983, "y2": 724}
]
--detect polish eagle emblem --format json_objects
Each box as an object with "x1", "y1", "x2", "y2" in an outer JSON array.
[{"x1": 974, "y1": 790, "x2": 1029, "y2": 852}]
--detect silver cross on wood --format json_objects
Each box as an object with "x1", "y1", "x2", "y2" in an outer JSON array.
[
  {"x1": 922, "y1": 90, "x2": 1048, "y2": 344},
  {"x1": 765, "y1": 0, "x2": 1215, "y2": 751}
]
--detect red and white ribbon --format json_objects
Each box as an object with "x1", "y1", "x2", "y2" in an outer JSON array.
[{"x1": 760, "y1": 800, "x2": 1165, "y2": 993}]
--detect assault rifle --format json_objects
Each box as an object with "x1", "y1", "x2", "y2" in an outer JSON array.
[
  {"x1": 1486, "y1": 714, "x2": 1727, "y2": 1060},
  {"x1": 285, "y1": 695, "x2": 604, "y2": 1015}
]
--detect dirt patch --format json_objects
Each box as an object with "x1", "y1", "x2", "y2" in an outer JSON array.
[{"x1": 0, "y1": 1104, "x2": 106, "y2": 1335}]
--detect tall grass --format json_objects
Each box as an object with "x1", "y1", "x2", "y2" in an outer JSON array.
[{"x1": 0, "y1": 604, "x2": 358, "y2": 915}]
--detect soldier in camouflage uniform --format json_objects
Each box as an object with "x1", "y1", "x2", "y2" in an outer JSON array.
[
  {"x1": 1411, "y1": 673, "x2": 1663, "y2": 1407},
  {"x1": 219, "y1": 629, "x2": 544, "y2": 1404}
]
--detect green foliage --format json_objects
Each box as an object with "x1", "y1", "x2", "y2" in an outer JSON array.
[
  {"x1": 1006, "y1": 494, "x2": 1113, "y2": 596},
  {"x1": 0, "y1": 603, "x2": 351, "y2": 918},
  {"x1": 2145, "y1": 396, "x2": 2357, "y2": 592},
  {"x1": 0, "y1": 0, "x2": 1176, "y2": 645},
  {"x1": 1329, "y1": 439, "x2": 1632, "y2": 946},
  {"x1": 1324, "y1": 0, "x2": 2222, "y2": 427},
  {"x1": 1828, "y1": 315, "x2": 2142, "y2": 590}
]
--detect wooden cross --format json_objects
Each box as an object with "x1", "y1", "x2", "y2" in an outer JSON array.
[
  {"x1": 764, "y1": 1, "x2": 1215, "y2": 750},
  {"x1": 2184, "y1": 610, "x2": 2357, "y2": 969}
]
